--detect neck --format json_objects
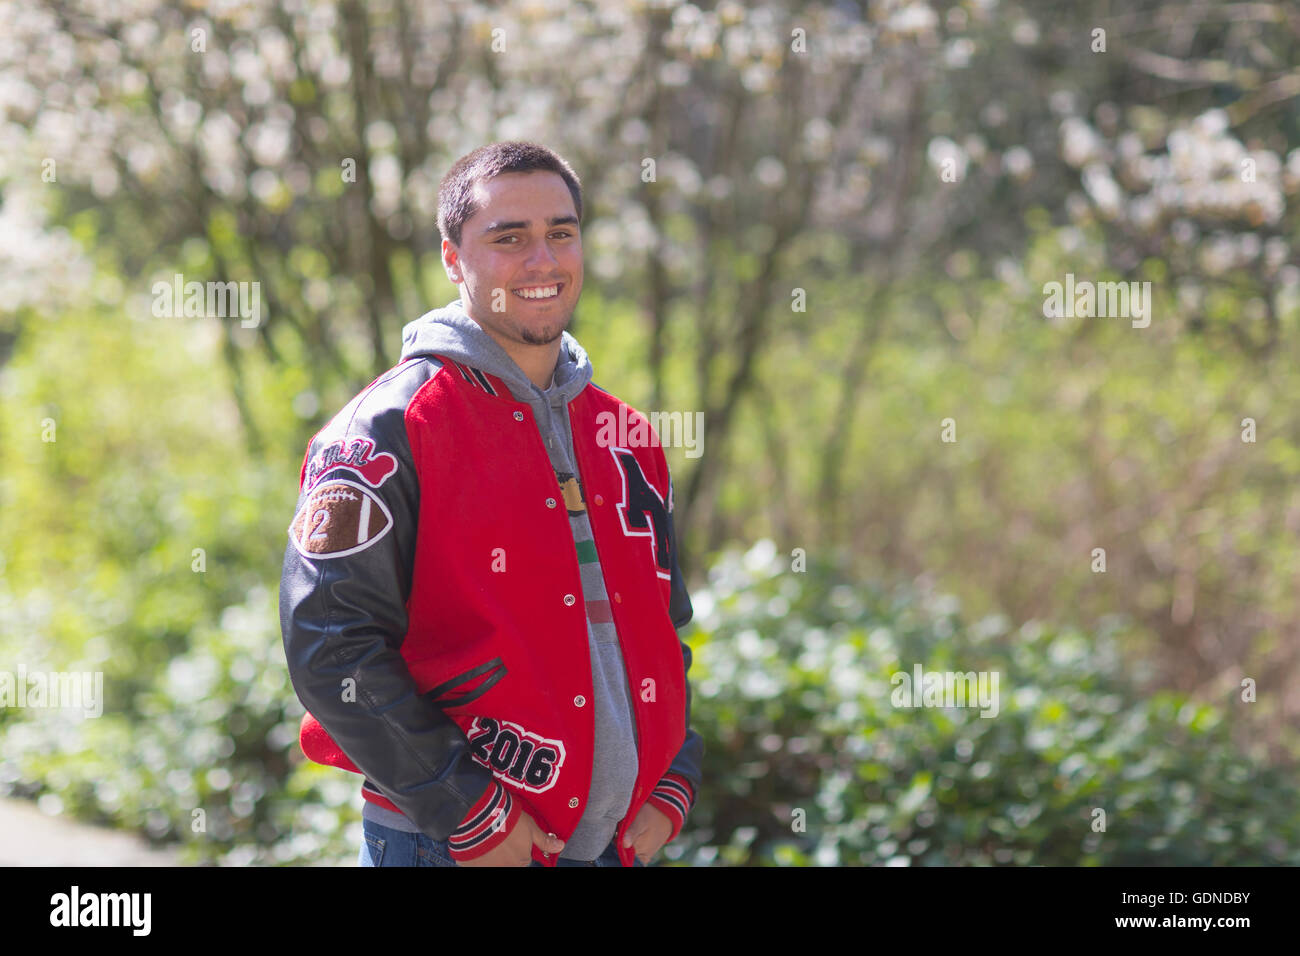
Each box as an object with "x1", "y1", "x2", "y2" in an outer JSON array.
[{"x1": 488, "y1": 331, "x2": 560, "y2": 389}]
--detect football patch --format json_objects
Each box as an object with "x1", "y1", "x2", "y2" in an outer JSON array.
[{"x1": 289, "y1": 479, "x2": 393, "y2": 559}]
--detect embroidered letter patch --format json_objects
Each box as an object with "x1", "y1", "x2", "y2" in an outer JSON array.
[
  {"x1": 467, "y1": 717, "x2": 567, "y2": 794},
  {"x1": 305, "y1": 437, "x2": 398, "y2": 491},
  {"x1": 289, "y1": 479, "x2": 393, "y2": 559},
  {"x1": 608, "y1": 446, "x2": 672, "y2": 580}
]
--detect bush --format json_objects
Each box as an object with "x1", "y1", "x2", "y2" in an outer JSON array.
[
  {"x1": 670, "y1": 539, "x2": 1299, "y2": 866},
  {"x1": 5, "y1": 534, "x2": 1296, "y2": 865},
  {"x1": 3, "y1": 307, "x2": 1294, "y2": 865}
]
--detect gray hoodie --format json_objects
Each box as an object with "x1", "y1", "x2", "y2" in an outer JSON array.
[{"x1": 359, "y1": 297, "x2": 640, "y2": 862}]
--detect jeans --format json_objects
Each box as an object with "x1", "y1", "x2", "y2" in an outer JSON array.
[{"x1": 358, "y1": 817, "x2": 643, "y2": 867}]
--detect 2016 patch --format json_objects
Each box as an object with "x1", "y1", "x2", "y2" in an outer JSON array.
[
  {"x1": 289, "y1": 479, "x2": 393, "y2": 559},
  {"x1": 467, "y1": 716, "x2": 566, "y2": 794}
]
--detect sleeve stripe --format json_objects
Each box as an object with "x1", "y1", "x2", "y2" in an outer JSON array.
[
  {"x1": 647, "y1": 771, "x2": 697, "y2": 843},
  {"x1": 449, "y1": 783, "x2": 510, "y2": 849},
  {"x1": 650, "y1": 788, "x2": 688, "y2": 820},
  {"x1": 452, "y1": 781, "x2": 500, "y2": 832},
  {"x1": 662, "y1": 771, "x2": 695, "y2": 793},
  {"x1": 655, "y1": 778, "x2": 693, "y2": 806}
]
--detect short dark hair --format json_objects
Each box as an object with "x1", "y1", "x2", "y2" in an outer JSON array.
[{"x1": 437, "y1": 141, "x2": 583, "y2": 247}]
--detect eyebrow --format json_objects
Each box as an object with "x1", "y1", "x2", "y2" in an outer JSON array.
[{"x1": 480, "y1": 215, "x2": 579, "y2": 236}]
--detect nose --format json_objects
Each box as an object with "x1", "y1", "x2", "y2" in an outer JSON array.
[{"x1": 524, "y1": 237, "x2": 560, "y2": 271}]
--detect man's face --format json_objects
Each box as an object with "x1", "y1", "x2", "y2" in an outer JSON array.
[{"x1": 443, "y1": 170, "x2": 583, "y2": 348}]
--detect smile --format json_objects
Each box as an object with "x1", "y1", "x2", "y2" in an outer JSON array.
[{"x1": 513, "y1": 283, "x2": 563, "y2": 300}]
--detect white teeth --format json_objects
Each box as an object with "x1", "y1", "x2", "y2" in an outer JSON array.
[{"x1": 515, "y1": 285, "x2": 559, "y2": 299}]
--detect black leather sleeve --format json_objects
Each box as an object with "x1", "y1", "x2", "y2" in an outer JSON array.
[
  {"x1": 278, "y1": 359, "x2": 496, "y2": 840},
  {"x1": 664, "y1": 474, "x2": 704, "y2": 795}
]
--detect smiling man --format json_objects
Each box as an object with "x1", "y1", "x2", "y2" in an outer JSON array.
[
  {"x1": 279, "y1": 141, "x2": 703, "y2": 868},
  {"x1": 449, "y1": 170, "x2": 583, "y2": 380}
]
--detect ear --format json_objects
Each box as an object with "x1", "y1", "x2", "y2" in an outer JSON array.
[{"x1": 441, "y1": 239, "x2": 461, "y2": 282}]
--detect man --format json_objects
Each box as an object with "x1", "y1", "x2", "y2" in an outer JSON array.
[{"x1": 279, "y1": 142, "x2": 703, "y2": 867}]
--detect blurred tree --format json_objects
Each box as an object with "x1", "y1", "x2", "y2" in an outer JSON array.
[
  {"x1": 6, "y1": 0, "x2": 1299, "y2": 555},
  {"x1": 4, "y1": 0, "x2": 1300, "y2": 810}
]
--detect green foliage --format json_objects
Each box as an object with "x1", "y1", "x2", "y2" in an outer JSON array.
[
  {"x1": 3, "y1": 297, "x2": 1298, "y2": 866},
  {"x1": 730, "y1": 217, "x2": 1300, "y2": 743},
  {"x1": 667, "y1": 540, "x2": 1299, "y2": 866},
  {"x1": 2, "y1": 0, "x2": 1299, "y2": 868},
  {"x1": 0, "y1": 305, "x2": 351, "y2": 864}
]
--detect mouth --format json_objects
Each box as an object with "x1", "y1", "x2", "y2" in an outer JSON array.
[{"x1": 512, "y1": 282, "x2": 564, "y2": 302}]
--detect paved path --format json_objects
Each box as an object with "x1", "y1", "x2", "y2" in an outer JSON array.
[{"x1": 0, "y1": 797, "x2": 180, "y2": 866}]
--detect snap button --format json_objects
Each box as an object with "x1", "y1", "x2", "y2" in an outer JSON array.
[
  {"x1": 574, "y1": 695, "x2": 585, "y2": 707},
  {"x1": 513, "y1": 411, "x2": 524, "y2": 421},
  {"x1": 614, "y1": 592, "x2": 622, "y2": 603},
  {"x1": 546, "y1": 497, "x2": 557, "y2": 508},
  {"x1": 563, "y1": 593, "x2": 576, "y2": 606},
  {"x1": 594, "y1": 494, "x2": 603, "y2": 505},
  {"x1": 568, "y1": 797, "x2": 579, "y2": 808}
]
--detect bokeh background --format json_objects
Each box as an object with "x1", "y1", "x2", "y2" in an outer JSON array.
[{"x1": 2, "y1": 0, "x2": 1299, "y2": 865}]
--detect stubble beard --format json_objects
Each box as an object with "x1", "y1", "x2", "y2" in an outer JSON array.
[
  {"x1": 514, "y1": 308, "x2": 573, "y2": 346},
  {"x1": 463, "y1": 281, "x2": 574, "y2": 346}
]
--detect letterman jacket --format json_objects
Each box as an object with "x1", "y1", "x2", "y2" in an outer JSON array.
[{"x1": 278, "y1": 306, "x2": 703, "y2": 867}]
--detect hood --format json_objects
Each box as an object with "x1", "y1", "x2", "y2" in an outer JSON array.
[{"x1": 399, "y1": 297, "x2": 594, "y2": 472}]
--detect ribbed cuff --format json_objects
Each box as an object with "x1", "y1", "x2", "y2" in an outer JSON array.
[
  {"x1": 447, "y1": 780, "x2": 519, "y2": 862},
  {"x1": 645, "y1": 773, "x2": 695, "y2": 843}
]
